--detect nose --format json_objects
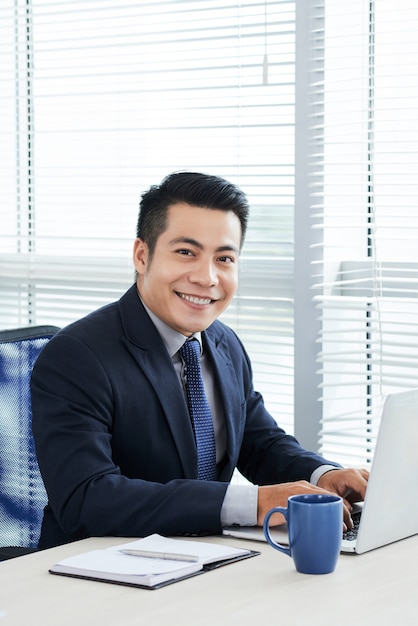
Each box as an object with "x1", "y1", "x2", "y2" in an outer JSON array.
[{"x1": 189, "y1": 258, "x2": 219, "y2": 287}]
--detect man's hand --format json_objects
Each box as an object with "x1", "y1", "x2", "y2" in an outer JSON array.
[
  {"x1": 257, "y1": 468, "x2": 369, "y2": 531},
  {"x1": 317, "y1": 467, "x2": 369, "y2": 528},
  {"x1": 257, "y1": 481, "x2": 333, "y2": 526}
]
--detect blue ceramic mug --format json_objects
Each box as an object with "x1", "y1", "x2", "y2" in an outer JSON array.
[{"x1": 263, "y1": 494, "x2": 343, "y2": 574}]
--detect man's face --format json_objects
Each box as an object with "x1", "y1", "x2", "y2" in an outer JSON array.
[{"x1": 133, "y1": 202, "x2": 242, "y2": 336}]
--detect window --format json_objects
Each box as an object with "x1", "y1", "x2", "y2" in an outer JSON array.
[
  {"x1": 312, "y1": 0, "x2": 418, "y2": 464},
  {"x1": 2, "y1": 0, "x2": 417, "y2": 463},
  {"x1": 0, "y1": 0, "x2": 296, "y2": 434}
]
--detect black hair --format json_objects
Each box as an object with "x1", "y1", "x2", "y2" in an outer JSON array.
[{"x1": 136, "y1": 171, "x2": 249, "y2": 258}]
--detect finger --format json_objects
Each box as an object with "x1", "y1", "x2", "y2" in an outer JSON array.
[
  {"x1": 342, "y1": 503, "x2": 353, "y2": 532},
  {"x1": 360, "y1": 468, "x2": 370, "y2": 481},
  {"x1": 343, "y1": 498, "x2": 353, "y2": 512}
]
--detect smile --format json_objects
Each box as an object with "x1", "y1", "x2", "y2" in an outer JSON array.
[{"x1": 177, "y1": 292, "x2": 213, "y2": 305}]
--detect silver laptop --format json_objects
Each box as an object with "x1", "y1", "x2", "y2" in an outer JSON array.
[{"x1": 224, "y1": 389, "x2": 418, "y2": 554}]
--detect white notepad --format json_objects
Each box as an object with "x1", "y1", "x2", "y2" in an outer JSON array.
[{"x1": 49, "y1": 533, "x2": 257, "y2": 589}]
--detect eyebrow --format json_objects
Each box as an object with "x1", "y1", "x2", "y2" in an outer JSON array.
[{"x1": 168, "y1": 236, "x2": 239, "y2": 254}]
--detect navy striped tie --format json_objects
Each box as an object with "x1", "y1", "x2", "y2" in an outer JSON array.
[{"x1": 180, "y1": 339, "x2": 216, "y2": 480}]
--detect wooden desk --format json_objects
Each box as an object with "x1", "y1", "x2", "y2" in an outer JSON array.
[{"x1": 1, "y1": 534, "x2": 417, "y2": 626}]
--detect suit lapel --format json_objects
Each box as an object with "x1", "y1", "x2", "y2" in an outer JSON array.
[
  {"x1": 131, "y1": 343, "x2": 199, "y2": 477},
  {"x1": 118, "y1": 286, "x2": 197, "y2": 477},
  {"x1": 203, "y1": 328, "x2": 242, "y2": 479}
]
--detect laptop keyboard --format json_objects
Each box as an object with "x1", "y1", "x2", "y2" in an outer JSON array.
[{"x1": 343, "y1": 510, "x2": 362, "y2": 542}]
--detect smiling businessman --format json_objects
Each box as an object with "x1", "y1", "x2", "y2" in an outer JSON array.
[{"x1": 31, "y1": 171, "x2": 369, "y2": 549}]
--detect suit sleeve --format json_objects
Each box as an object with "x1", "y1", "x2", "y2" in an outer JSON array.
[{"x1": 225, "y1": 330, "x2": 341, "y2": 485}]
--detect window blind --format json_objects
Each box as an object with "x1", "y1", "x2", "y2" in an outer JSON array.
[
  {"x1": 0, "y1": 0, "x2": 296, "y2": 432},
  {"x1": 311, "y1": 0, "x2": 418, "y2": 464}
]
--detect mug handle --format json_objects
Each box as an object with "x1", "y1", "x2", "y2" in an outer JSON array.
[{"x1": 263, "y1": 506, "x2": 291, "y2": 557}]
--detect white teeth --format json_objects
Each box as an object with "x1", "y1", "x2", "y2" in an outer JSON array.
[{"x1": 179, "y1": 293, "x2": 211, "y2": 305}]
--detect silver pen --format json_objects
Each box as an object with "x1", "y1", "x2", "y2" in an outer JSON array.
[{"x1": 119, "y1": 549, "x2": 200, "y2": 562}]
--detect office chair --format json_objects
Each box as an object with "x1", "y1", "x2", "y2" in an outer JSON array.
[{"x1": 0, "y1": 325, "x2": 60, "y2": 560}]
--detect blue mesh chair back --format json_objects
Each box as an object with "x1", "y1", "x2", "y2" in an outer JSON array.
[{"x1": 0, "y1": 326, "x2": 60, "y2": 554}]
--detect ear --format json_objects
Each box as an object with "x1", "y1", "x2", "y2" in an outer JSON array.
[{"x1": 133, "y1": 238, "x2": 149, "y2": 274}]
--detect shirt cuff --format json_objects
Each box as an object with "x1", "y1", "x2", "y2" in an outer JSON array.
[
  {"x1": 220, "y1": 483, "x2": 258, "y2": 527},
  {"x1": 310, "y1": 465, "x2": 342, "y2": 486}
]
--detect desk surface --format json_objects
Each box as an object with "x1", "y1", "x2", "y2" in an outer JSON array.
[{"x1": 1, "y1": 533, "x2": 417, "y2": 626}]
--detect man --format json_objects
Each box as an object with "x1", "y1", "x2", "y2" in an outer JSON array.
[{"x1": 31, "y1": 171, "x2": 368, "y2": 549}]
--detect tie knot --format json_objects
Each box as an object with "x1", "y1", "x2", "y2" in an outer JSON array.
[{"x1": 180, "y1": 338, "x2": 200, "y2": 364}]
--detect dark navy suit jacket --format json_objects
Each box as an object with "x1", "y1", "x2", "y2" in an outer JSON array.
[{"x1": 31, "y1": 284, "x2": 338, "y2": 548}]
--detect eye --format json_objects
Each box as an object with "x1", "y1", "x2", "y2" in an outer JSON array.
[
  {"x1": 177, "y1": 248, "x2": 194, "y2": 256},
  {"x1": 218, "y1": 255, "x2": 235, "y2": 264}
]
